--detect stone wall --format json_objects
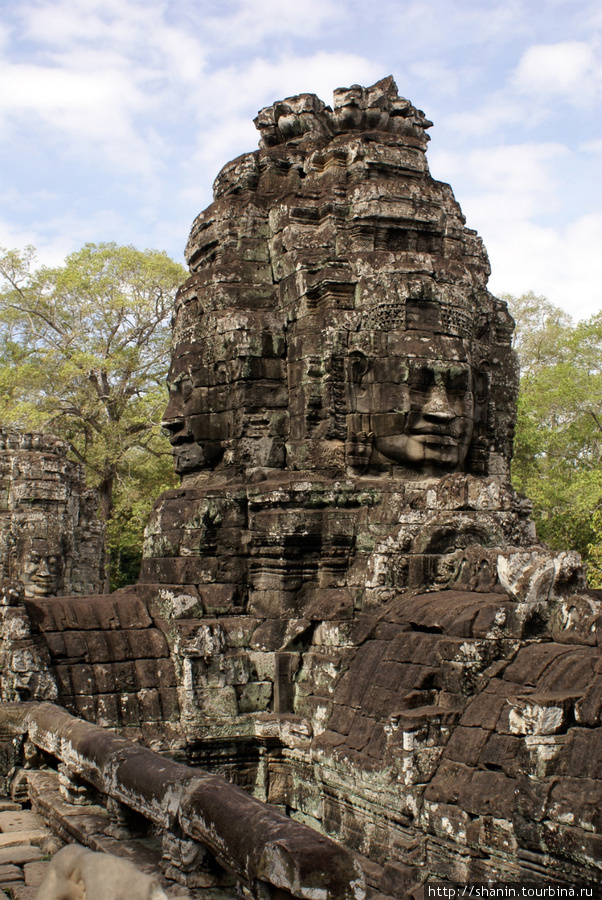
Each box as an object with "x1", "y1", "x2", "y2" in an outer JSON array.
[{"x1": 21, "y1": 588, "x2": 181, "y2": 747}]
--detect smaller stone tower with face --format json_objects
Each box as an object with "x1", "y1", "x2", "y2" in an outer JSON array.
[{"x1": 0, "y1": 431, "x2": 104, "y2": 597}]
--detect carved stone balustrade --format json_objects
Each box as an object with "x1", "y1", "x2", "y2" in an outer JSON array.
[{"x1": 0, "y1": 700, "x2": 365, "y2": 900}]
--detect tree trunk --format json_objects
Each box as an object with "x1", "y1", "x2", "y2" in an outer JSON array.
[{"x1": 97, "y1": 467, "x2": 115, "y2": 593}]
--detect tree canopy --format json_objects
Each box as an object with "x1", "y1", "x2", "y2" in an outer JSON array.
[
  {"x1": 0, "y1": 242, "x2": 186, "y2": 587},
  {"x1": 505, "y1": 292, "x2": 602, "y2": 586}
]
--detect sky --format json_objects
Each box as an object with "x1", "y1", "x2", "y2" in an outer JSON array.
[{"x1": 0, "y1": 0, "x2": 601, "y2": 319}]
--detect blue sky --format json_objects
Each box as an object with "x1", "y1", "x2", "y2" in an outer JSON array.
[{"x1": 1, "y1": 0, "x2": 601, "y2": 318}]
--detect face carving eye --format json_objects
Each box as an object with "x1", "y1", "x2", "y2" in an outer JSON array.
[
  {"x1": 407, "y1": 361, "x2": 471, "y2": 396},
  {"x1": 408, "y1": 363, "x2": 434, "y2": 391},
  {"x1": 170, "y1": 374, "x2": 193, "y2": 400},
  {"x1": 446, "y1": 368, "x2": 471, "y2": 394},
  {"x1": 181, "y1": 377, "x2": 193, "y2": 401}
]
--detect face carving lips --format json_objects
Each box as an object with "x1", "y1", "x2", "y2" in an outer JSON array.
[{"x1": 417, "y1": 432, "x2": 458, "y2": 444}]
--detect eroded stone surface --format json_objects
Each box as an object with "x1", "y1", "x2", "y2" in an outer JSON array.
[
  {"x1": 163, "y1": 76, "x2": 515, "y2": 483},
  {"x1": 0, "y1": 432, "x2": 104, "y2": 704},
  {"x1": 0, "y1": 431, "x2": 104, "y2": 598},
  {"x1": 4, "y1": 79, "x2": 601, "y2": 895},
  {"x1": 150, "y1": 77, "x2": 602, "y2": 890}
]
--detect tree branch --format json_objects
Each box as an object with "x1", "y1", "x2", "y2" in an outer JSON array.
[{"x1": 590, "y1": 410, "x2": 602, "y2": 433}]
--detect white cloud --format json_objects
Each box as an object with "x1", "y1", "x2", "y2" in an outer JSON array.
[
  {"x1": 512, "y1": 41, "x2": 602, "y2": 104},
  {"x1": 0, "y1": 202, "x2": 146, "y2": 268},
  {"x1": 19, "y1": 0, "x2": 199, "y2": 67},
  {"x1": 385, "y1": 0, "x2": 528, "y2": 53},
  {"x1": 442, "y1": 99, "x2": 523, "y2": 138},
  {"x1": 487, "y1": 213, "x2": 602, "y2": 320},
  {"x1": 0, "y1": 21, "x2": 9, "y2": 50},
  {"x1": 431, "y1": 142, "x2": 569, "y2": 221},
  {"x1": 439, "y1": 37, "x2": 602, "y2": 140},
  {"x1": 430, "y1": 141, "x2": 601, "y2": 318},
  {"x1": 0, "y1": 0, "x2": 211, "y2": 176},
  {"x1": 581, "y1": 138, "x2": 602, "y2": 155},
  {"x1": 2, "y1": 0, "x2": 375, "y2": 185},
  {"x1": 0, "y1": 216, "x2": 75, "y2": 267},
  {"x1": 202, "y1": 0, "x2": 343, "y2": 48},
  {"x1": 0, "y1": 58, "x2": 157, "y2": 173},
  {"x1": 407, "y1": 59, "x2": 466, "y2": 98}
]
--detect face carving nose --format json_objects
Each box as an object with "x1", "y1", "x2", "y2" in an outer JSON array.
[
  {"x1": 36, "y1": 559, "x2": 51, "y2": 577},
  {"x1": 422, "y1": 383, "x2": 455, "y2": 420},
  {"x1": 161, "y1": 414, "x2": 191, "y2": 443}
]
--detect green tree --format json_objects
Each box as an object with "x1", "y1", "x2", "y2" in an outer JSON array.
[
  {"x1": 0, "y1": 242, "x2": 185, "y2": 587},
  {"x1": 504, "y1": 290, "x2": 572, "y2": 375},
  {"x1": 107, "y1": 448, "x2": 178, "y2": 589},
  {"x1": 505, "y1": 293, "x2": 602, "y2": 584}
]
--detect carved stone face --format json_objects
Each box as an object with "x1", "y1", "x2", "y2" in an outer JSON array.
[
  {"x1": 19, "y1": 538, "x2": 64, "y2": 597},
  {"x1": 162, "y1": 372, "x2": 224, "y2": 475},
  {"x1": 352, "y1": 332, "x2": 475, "y2": 472}
]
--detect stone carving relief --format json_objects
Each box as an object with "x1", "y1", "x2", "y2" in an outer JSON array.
[
  {"x1": 0, "y1": 431, "x2": 104, "y2": 701},
  {"x1": 0, "y1": 431, "x2": 104, "y2": 598},
  {"x1": 347, "y1": 333, "x2": 477, "y2": 474},
  {"x1": 162, "y1": 77, "x2": 516, "y2": 488},
  {"x1": 6, "y1": 531, "x2": 65, "y2": 599},
  {"x1": 152, "y1": 75, "x2": 527, "y2": 621}
]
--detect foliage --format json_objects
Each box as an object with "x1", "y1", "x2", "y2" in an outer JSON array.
[
  {"x1": 505, "y1": 292, "x2": 602, "y2": 585},
  {"x1": 505, "y1": 290, "x2": 572, "y2": 376},
  {"x1": 107, "y1": 448, "x2": 177, "y2": 589},
  {"x1": 0, "y1": 242, "x2": 185, "y2": 587}
]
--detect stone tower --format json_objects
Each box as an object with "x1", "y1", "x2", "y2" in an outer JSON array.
[
  {"x1": 163, "y1": 75, "x2": 517, "y2": 482},
  {"x1": 148, "y1": 76, "x2": 541, "y2": 617},
  {"x1": 0, "y1": 430, "x2": 104, "y2": 702}
]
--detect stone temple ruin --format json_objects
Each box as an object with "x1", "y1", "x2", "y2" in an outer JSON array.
[{"x1": 0, "y1": 78, "x2": 600, "y2": 898}]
